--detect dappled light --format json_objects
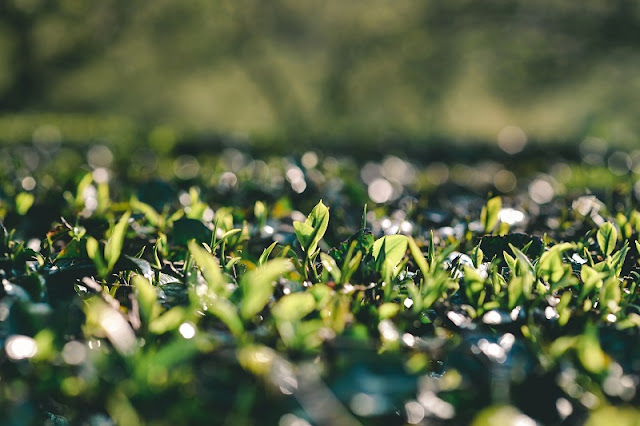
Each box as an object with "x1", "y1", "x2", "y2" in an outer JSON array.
[
  {"x1": 3, "y1": 144, "x2": 640, "y2": 423},
  {"x1": 3, "y1": 2, "x2": 640, "y2": 425}
]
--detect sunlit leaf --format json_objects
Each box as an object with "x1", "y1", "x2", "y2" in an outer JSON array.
[
  {"x1": 105, "y1": 211, "x2": 131, "y2": 273},
  {"x1": 208, "y1": 298, "x2": 244, "y2": 336},
  {"x1": 508, "y1": 243, "x2": 534, "y2": 275},
  {"x1": 379, "y1": 302, "x2": 400, "y2": 319},
  {"x1": 273, "y1": 292, "x2": 316, "y2": 322},
  {"x1": 580, "y1": 265, "x2": 605, "y2": 301},
  {"x1": 372, "y1": 234, "x2": 407, "y2": 269},
  {"x1": 578, "y1": 323, "x2": 607, "y2": 374},
  {"x1": 597, "y1": 222, "x2": 617, "y2": 257},
  {"x1": 259, "y1": 241, "x2": 278, "y2": 265},
  {"x1": 85, "y1": 299, "x2": 137, "y2": 356},
  {"x1": 131, "y1": 198, "x2": 163, "y2": 228},
  {"x1": 320, "y1": 252, "x2": 341, "y2": 282},
  {"x1": 293, "y1": 200, "x2": 329, "y2": 254},
  {"x1": 609, "y1": 241, "x2": 629, "y2": 277},
  {"x1": 408, "y1": 236, "x2": 429, "y2": 277},
  {"x1": 188, "y1": 240, "x2": 228, "y2": 297},
  {"x1": 133, "y1": 274, "x2": 157, "y2": 326},
  {"x1": 237, "y1": 345, "x2": 276, "y2": 376},
  {"x1": 86, "y1": 236, "x2": 107, "y2": 278},
  {"x1": 341, "y1": 250, "x2": 362, "y2": 284},
  {"x1": 240, "y1": 258, "x2": 292, "y2": 320},
  {"x1": 537, "y1": 243, "x2": 573, "y2": 283},
  {"x1": 15, "y1": 192, "x2": 34, "y2": 215},
  {"x1": 149, "y1": 307, "x2": 185, "y2": 334},
  {"x1": 600, "y1": 276, "x2": 621, "y2": 313},
  {"x1": 480, "y1": 196, "x2": 501, "y2": 234},
  {"x1": 508, "y1": 276, "x2": 524, "y2": 309}
]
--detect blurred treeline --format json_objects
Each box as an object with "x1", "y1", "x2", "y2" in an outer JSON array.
[{"x1": 1, "y1": 0, "x2": 640, "y2": 149}]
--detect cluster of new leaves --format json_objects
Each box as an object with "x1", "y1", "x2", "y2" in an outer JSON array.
[{"x1": 3, "y1": 186, "x2": 640, "y2": 425}]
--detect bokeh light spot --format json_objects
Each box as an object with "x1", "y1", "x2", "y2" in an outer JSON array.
[
  {"x1": 179, "y1": 322, "x2": 196, "y2": 339},
  {"x1": 556, "y1": 398, "x2": 573, "y2": 419},
  {"x1": 498, "y1": 208, "x2": 525, "y2": 226},
  {"x1": 368, "y1": 178, "x2": 393, "y2": 203},
  {"x1": 92, "y1": 168, "x2": 109, "y2": 184},
  {"x1": 350, "y1": 393, "x2": 378, "y2": 417},
  {"x1": 405, "y1": 401, "x2": 425, "y2": 424},
  {"x1": 62, "y1": 340, "x2": 87, "y2": 365},
  {"x1": 529, "y1": 178, "x2": 555, "y2": 204},
  {"x1": 497, "y1": 125, "x2": 527, "y2": 154},
  {"x1": 174, "y1": 155, "x2": 200, "y2": 180},
  {"x1": 279, "y1": 414, "x2": 311, "y2": 426},
  {"x1": 21, "y1": 176, "x2": 36, "y2": 191},
  {"x1": 5, "y1": 335, "x2": 38, "y2": 360},
  {"x1": 494, "y1": 169, "x2": 517, "y2": 193},
  {"x1": 301, "y1": 152, "x2": 318, "y2": 169},
  {"x1": 87, "y1": 145, "x2": 114, "y2": 168},
  {"x1": 580, "y1": 137, "x2": 608, "y2": 165},
  {"x1": 608, "y1": 151, "x2": 632, "y2": 175}
]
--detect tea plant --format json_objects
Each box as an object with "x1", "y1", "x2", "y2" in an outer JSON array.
[{"x1": 2, "y1": 153, "x2": 640, "y2": 425}]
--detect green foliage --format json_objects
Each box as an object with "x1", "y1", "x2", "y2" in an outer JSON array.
[
  {"x1": 597, "y1": 221, "x2": 618, "y2": 257},
  {"x1": 15, "y1": 192, "x2": 34, "y2": 216},
  {"x1": 240, "y1": 259, "x2": 292, "y2": 320},
  {"x1": 172, "y1": 217, "x2": 212, "y2": 246},
  {"x1": 480, "y1": 196, "x2": 502, "y2": 234},
  {"x1": 5, "y1": 159, "x2": 640, "y2": 426},
  {"x1": 105, "y1": 211, "x2": 131, "y2": 273},
  {"x1": 372, "y1": 234, "x2": 408, "y2": 270},
  {"x1": 294, "y1": 200, "x2": 330, "y2": 280},
  {"x1": 188, "y1": 240, "x2": 228, "y2": 297},
  {"x1": 273, "y1": 292, "x2": 315, "y2": 322},
  {"x1": 294, "y1": 200, "x2": 329, "y2": 256}
]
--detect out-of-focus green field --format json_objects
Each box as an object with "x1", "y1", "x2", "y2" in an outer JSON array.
[{"x1": 1, "y1": 1, "x2": 640, "y2": 149}]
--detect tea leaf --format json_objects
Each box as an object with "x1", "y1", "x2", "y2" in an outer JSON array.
[
  {"x1": 273, "y1": 292, "x2": 316, "y2": 322},
  {"x1": 480, "y1": 196, "x2": 501, "y2": 234},
  {"x1": 597, "y1": 222, "x2": 617, "y2": 257},
  {"x1": 259, "y1": 241, "x2": 278, "y2": 265},
  {"x1": 86, "y1": 236, "x2": 107, "y2": 278},
  {"x1": 188, "y1": 240, "x2": 228, "y2": 297},
  {"x1": 379, "y1": 303, "x2": 400, "y2": 319},
  {"x1": 294, "y1": 200, "x2": 329, "y2": 254},
  {"x1": 320, "y1": 252, "x2": 341, "y2": 282},
  {"x1": 578, "y1": 323, "x2": 607, "y2": 374},
  {"x1": 208, "y1": 298, "x2": 244, "y2": 336},
  {"x1": 15, "y1": 192, "x2": 34, "y2": 216},
  {"x1": 173, "y1": 218, "x2": 212, "y2": 246},
  {"x1": 105, "y1": 211, "x2": 131, "y2": 273},
  {"x1": 372, "y1": 235, "x2": 407, "y2": 270},
  {"x1": 408, "y1": 236, "x2": 429, "y2": 277},
  {"x1": 133, "y1": 274, "x2": 157, "y2": 326},
  {"x1": 131, "y1": 198, "x2": 163, "y2": 228},
  {"x1": 240, "y1": 258, "x2": 292, "y2": 320}
]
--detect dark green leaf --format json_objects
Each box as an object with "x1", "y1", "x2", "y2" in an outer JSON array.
[{"x1": 173, "y1": 218, "x2": 213, "y2": 246}]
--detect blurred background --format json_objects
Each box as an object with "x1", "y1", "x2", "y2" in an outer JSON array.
[{"x1": 1, "y1": 0, "x2": 640, "y2": 153}]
